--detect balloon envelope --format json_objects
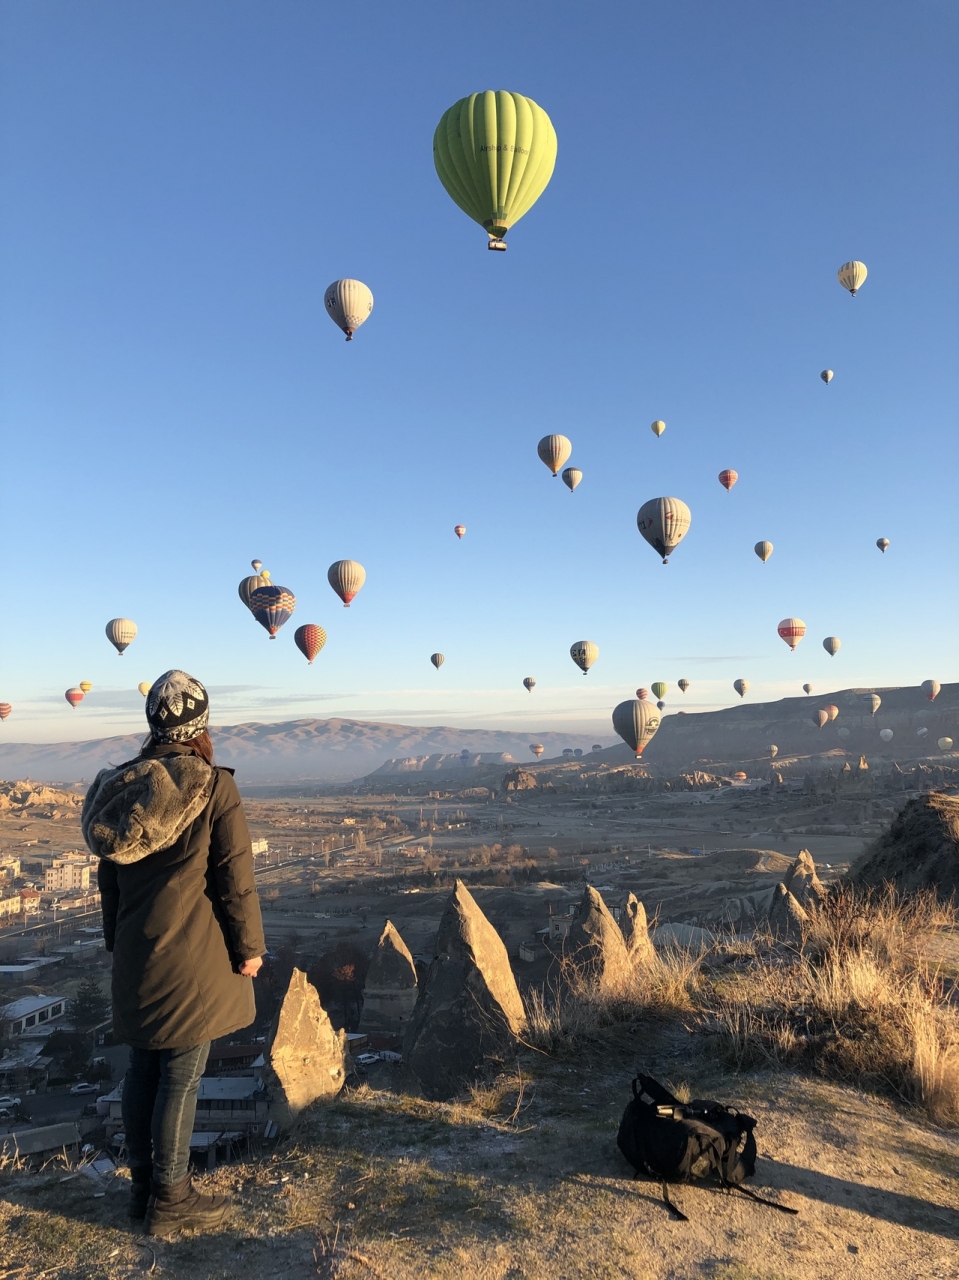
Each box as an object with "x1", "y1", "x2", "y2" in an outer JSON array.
[
  {"x1": 105, "y1": 618, "x2": 137, "y2": 655},
  {"x1": 636, "y1": 497, "x2": 692, "y2": 563},
  {"x1": 718, "y1": 469, "x2": 738, "y2": 492},
  {"x1": 530, "y1": 743, "x2": 545, "y2": 757},
  {"x1": 138, "y1": 682, "x2": 151, "y2": 696},
  {"x1": 838, "y1": 260, "x2": 868, "y2": 295},
  {"x1": 636, "y1": 688, "x2": 649, "y2": 700},
  {"x1": 433, "y1": 91, "x2": 557, "y2": 245},
  {"x1": 251, "y1": 559, "x2": 262, "y2": 572},
  {"x1": 656, "y1": 700, "x2": 666, "y2": 710},
  {"x1": 612, "y1": 698, "x2": 661, "y2": 757},
  {"x1": 570, "y1": 641, "x2": 598, "y2": 675},
  {"x1": 824, "y1": 704, "x2": 839, "y2": 721},
  {"x1": 815, "y1": 710, "x2": 829, "y2": 729},
  {"x1": 0, "y1": 703, "x2": 11, "y2": 721},
  {"x1": 651, "y1": 682, "x2": 667, "y2": 700},
  {"x1": 65, "y1": 688, "x2": 84, "y2": 708},
  {"x1": 523, "y1": 677, "x2": 536, "y2": 692},
  {"x1": 921, "y1": 679, "x2": 941, "y2": 702},
  {"x1": 538, "y1": 434, "x2": 572, "y2": 476},
  {"x1": 876, "y1": 538, "x2": 890, "y2": 553},
  {"x1": 239, "y1": 572, "x2": 270, "y2": 609},
  {"x1": 821, "y1": 370, "x2": 834, "y2": 383},
  {"x1": 880, "y1": 728, "x2": 894, "y2": 742},
  {"x1": 328, "y1": 560, "x2": 366, "y2": 607},
  {"x1": 561, "y1": 467, "x2": 582, "y2": 492},
  {"x1": 324, "y1": 279, "x2": 373, "y2": 340},
  {"x1": 823, "y1": 637, "x2": 841, "y2": 657},
  {"x1": 778, "y1": 618, "x2": 806, "y2": 650},
  {"x1": 430, "y1": 653, "x2": 445, "y2": 669},
  {"x1": 768, "y1": 745, "x2": 778, "y2": 758},
  {"x1": 454, "y1": 525, "x2": 466, "y2": 539},
  {"x1": 650, "y1": 420, "x2": 666, "y2": 437},
  {"x1": 803, "y1": 683, "x2": 813, "y2": 694},
  {"x1": 754, "y1": 541, "x2": 773, "y2": 563},
  {"x1": 917, "y1": 727, "x2": 928, "y2": 738},
  {"x1": 733, "y1": 679, "x2": 749, "y2": 698},
  {"x1": 938, "y1": 737, "x2": 954, "y2": 751},
  {"x1": 294, "y1": 624, "x2": 327, "y2": 664},
  {"x1": 678, "y1": 679, "x2": 690, "y2": 693},
  {"x1": 79, "y1": 681, "x2": 92, "y2": 694},
  {"x1": 249, "y1": 584, "x2": 296, "y2": 638},
  {"x1": 866, "y1": 694, "x2": 881, "y2": 715}
]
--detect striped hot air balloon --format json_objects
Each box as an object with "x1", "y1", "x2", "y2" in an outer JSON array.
[
  {"x1": 294, "y1": 624, "x2": 327, "y2": 664},
  {"x1": 538, "y1": 434, "x2": 572, "y2": 477},
  {"x1": 838, "y1": 260, "x2": 868, "y2": 296},
  {"x1": 823, "y1": 637, "x2": 841, "y2": 657},
  {"x1": 0, "y1": 703, "x2": 11, "y2": 721},
  {"x1": 454, "y1": 525, "x2": 466, "y2": 539},
  {"x1": 79, "y1": 681, "x2": 93, "y2": 693},
  {"x1": 328, "y1": 560, "x2": 366, "y2": 607},
  {"x1": 105, "y1": 618, "x2": 137, "y2": 655},
  {"x1": 430, "y1": 653, "x2": 445, "y2": 669},
  {"x1": 530, "y1": 743, "x2": 545, "y2": 758},
  {"x1": 612, "y1": 699, "x2": 661, "y2": 758},
  {"x1": 562, "y1": 467, "x2": 582, "y2": 492},
  {"x1": 824, "y1": 704, "x2": 839, "y2": 721},
  {"x1": 718, "y1": 469, "x2": 738, "y2": 492},
  {"x1": 636, "y1": 497, "x2": 692, "y2": 564},
  {"x1": 523, "y1": 677, "x2": 536, "y2": 692},
  {"x1": 65, "y1": 688, "x2": 84, "y2": 708},
  {"x1": 778, "y1": 618, "x2": 806, "y2": 650},
  {"x1": 239, "y1": 571, "x2": 270, "y2": 609},
  {"x1": 754, "y1": 541, "x2": 773, "y2": 563},
  {"x1": 678, "y1": 679, "x2": 690, "y2": 693},
  {"x1": 651, "y1": 683, "x2": 667, "y2": 700},
  {"x1": 650, "y1": 420, "x2": 666, "y2": 437},
  {"x1": 324, "y1": 279, "x2": 373, "y2": 340},
  {"x1": 636, "y1": 688, "x2": 649, "y2": 700},
  {"x1": 249, "y1": 584, "x2": 296, "y2": 638}
]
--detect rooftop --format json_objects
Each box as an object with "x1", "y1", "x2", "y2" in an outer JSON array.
[{"x1": 1, "y1": 995, "x2": 66, "y2": 1020}]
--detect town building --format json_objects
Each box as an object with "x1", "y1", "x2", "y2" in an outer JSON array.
[
  {"x1": 0, "y1": 893, "x2": 22, "y2": 920},
  {"x1": 18, "y1": 889, "x2": 41, "y2": 915},
  {"x1": 0, "y1": 857, "x2": 21, "y2": 880},
  {"x1": 0, "y1": 1123, "x2": 82, "y2": 1169},
  {"x1": 1, "y1": 995, "x2": 67, "y2": 1038},
  {"x1": 251, "y1": 839, "x2": 269, "y2": 855},
  {"x1": 45, "y1": 861, "x2": 91, "y2": 892},
  {"x1": 103, "y1": 1077, "x2": 269, "y2": 1137}
]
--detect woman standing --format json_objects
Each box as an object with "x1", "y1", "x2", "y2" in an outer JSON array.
[{"x1": 83, "y1": 670, "x2": 265, "y2": 1236}]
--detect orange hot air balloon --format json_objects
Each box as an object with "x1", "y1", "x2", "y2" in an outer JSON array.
[
  {"x1": 824, "y1": 704, "x2": 839, "y2": 721},
  {"x1": 65, "y1": 688, "x2": 84, "y2": 709},
  {"x1": 294, "y1": 624, "x2": 327, "y2": 665},
  {"x1": 778, "y1": 618, "x2": 806, "y2": 650},
  {"x1": 636, "y1": 688, "x2": 649, "y2": 701},
  {"x1": 0, "y1": 703, "x2": 11, "y2": 721},
  {"x1": 718, "y1": 469, "x2": 738, "y2": 492},
  {"x1": 734, "y1": 771, "x2": 747, "y2": 780},
  {"x1": 454, "y1": 525, "x2": 466, "y2": 539}
]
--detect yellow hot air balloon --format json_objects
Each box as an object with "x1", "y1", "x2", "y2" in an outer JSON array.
[
  {"x1": 754, "y1": 541, "x2": 773, "y2": 563},
  {"x1": 538, "y1": 434, "x2": 572, "y2": 476},
  {"x1": 768, "y1": 745, "x2": 779, "y2": 759},
  {"x1": 650, "y1": 420, "x2": 666, "y2": 437},
  {"x1": 138, "y1": 681, "x2": 151, "y2": 696},
  {"x1": 570, "y1": 641, "x2": 598, "y2": 675},
  {"x1": 433, "y1": 91, "x2": 557, "y2": 250},
  {"x1": 79, "y1": 681, "x2": 92, "y2": 694},
  {"x1": 838, "y1": 261, "x2": 868, "y2": 296}
]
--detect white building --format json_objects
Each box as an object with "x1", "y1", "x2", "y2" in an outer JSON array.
[
  {"x1": 45, "y1": 862, "x2": 92, "y2": 892},
  {"x1": 0, "y1": 857, "x2": 21, "y2": 879},
  {"x1": 1, "y1": 995, "x2": 67, "y2": 1037},
  {"x1": 251, "y1": 839, "x2": 269, "y2": 855},
  {"x1": 0, "y1": 893, "x2": 21, "y2": 920}
]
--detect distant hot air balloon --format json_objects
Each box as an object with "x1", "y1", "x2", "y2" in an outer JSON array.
[
  {"x1": 938, "y1": 737, "x2": 954, "y2": 751},
  {"x1": 636, "y1": 497, "x2": 692, "y2": 564},
  {"x1": 778, "y1": 618, "x2": 806, "y2": 651},
  {"x1": 733, "y1": 679, "x2": 749, "y2": 699},
  {"x1": 718, "y1": 470, "x2": 738, "y2": 492},
  {"x1": 294, "y1": 624, "x2": 327, "y2": 665},
  {"x1": 429, "y1": 653, "x2": 445, "y2": 670},
  {"x1": 823, "y1": 637, "x2": 841, "y2": 657},
  {"x1": 866, "y1": 694, "x2": 881, "y2": 715},
  {"x1": 433, "y1": 91, "x2": 557, "y2": 250},
  {"x1": 0, "y1": 703, "x2": 11, "y2": 722},
  {"x1": 876, "y1": 538, "x2": 890, "y2": 553},
  {"x1": 768, "y1": 745, "x2": 778, "y2": 759},
  {"x1": 591, "y1": 744, "x2": 602, "y2": 752},
  {"x1": 921, "y1": 679, "x2": 941, "y2": 702},
  {"x1": 612, "y1": 698, "x2": 661, "y2": 758},
  {"x1": 561, "y1": 467, "x2": 582, "y2": 493},
  {"x1": 523, "y1": 677, "x2": 536, "y2": 693},
  {"x1": 879, "y1": 728, "x2": 893, "y2": 743},
  {"x1": 461, "y1": 749, "x2": 470, "y2": 761},
  {"x1": 138, "y1": 682, "x2": 151, "y2": 696},
  {"x1": 324, "y1": 279, "x2": 373, "y2": 340},
  {"x1": 734, "y1": 772, "x2": 747, "y2": 781},
  {"x1": 538, "y1": 434, "x2": 572, "y2": 477},
  {"x1": 803, "y1": 683, "x2": 813, "y2": 694},
  {"x1": 328, "y1": 560, "x2": 366, "y2": 607},
  {"x1": 249, "y1": 584, "x2": 296, "y2": 638},
  {"x1": 251, "y1": 559, "x2": 262, "y2": 572},
  {"x1": 636, "y1": 688, "x2": 649, "y2": 700},
  {"x1": 651, "y1": 682, "x2": 667, "y2": 700},
  {"x1": 656, "y1": 699, "x2": 666, "y2": 710},
  {"x1": 824, "y1": 704, "x2": 839, "y2": 721},
  {"x1": 814, "y1": 709, "x2": 829, "y2": 729},
  {"x1": 79, "y1": 681, "x2": 92, "y2": 694},
  {"x1": 570, "y1": 641, "x2": 598, "y2": 675},
  {"x1": 105, "y1": 618, "x2": 137, "y2": 655},
  {"x1": 239, "y1": 571, "x2": 270, "y2": 609},
  {"x1": 65, "y1": 688, "x2": 84, "y2": 709},
  {"x1": 678, "y1": 679, "x2": 690, "y2": 694},
  {"x1": 917, "y1": 727, "x2": 928, "y2": 739},
  {"x1": 454, "y1": 525, "x2": 466, "y2": 539},
  {"x1": 530, "y1": 743, "x2": 545, "y2": 758},
  {"x1": 838, "y1": 727, "x2": 850, "y2": 739},
  {"x1": 754, "y1": 541, "x2": 773, "y2": 563},
  {"x1": 650, "y1": 420, "x2": 666, "y2": 437},
  {"x1": 563, "y1": 748, "x2": 573, "y2": 758},
  {"x1": 821, "y1": 370, "x2": 834, "y2": 384},
  {"x1": 838, "y1": 260, "x2": 868, "y2": 296},
  {"x1": 574, "y1": 748, "x2": 583, "y2": 758}
]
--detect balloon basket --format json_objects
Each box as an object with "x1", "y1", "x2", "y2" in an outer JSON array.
[{"x1": 487, "y1": 239, "x2": 507, "y2": 252}]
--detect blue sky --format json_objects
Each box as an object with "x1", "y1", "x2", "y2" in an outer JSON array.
[{"x1": 1, "y1": 0, "x2": 956, "y2": 742}]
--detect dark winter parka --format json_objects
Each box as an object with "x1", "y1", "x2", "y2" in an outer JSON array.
[{"x1": 82, "y1": 742, "x2": 266, "y2": 1050}]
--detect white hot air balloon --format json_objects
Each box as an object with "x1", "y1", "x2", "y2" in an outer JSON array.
[
  {"x1": 327, "y1": 560, "x2": 366, "y2": 607},
  {"x1": 938, "y1": 737, "x2": 954, "y2": 751},
  {"x1": 917, "y1": 727, "x2": 928, "y2": 739},
  {"x1": 324, "y1": 279, "x2": 373, "y2": 340},
  {"x1": 823, "y1": 636, "x2": 841, "y2": 657},
  {"x1": 650, "y1": 420, "x2": 666, "y2": 437},
  {"x1": 561, "y1": 467, "x2": 582, "y2": 492},
  {"x1": 778, "y1": 618, "x2": 806, "y2": 650},
  {"x1": 876, "y1": 538, "x2": 890, "y2": 553},
  {"x1": 921, "y1": 679, "x2": 941, "y2": 702},
  {"x1": 821, "y1": 370, "x2": 834, "y2": 384},
  {"x1": 570, "y1": 641, "x2": 598, "y2": 675},
  {"x1": 866, "y1": 694, "x2": 881, "y2": 716},
  {"x1": 611, "y1": 698, "x2": 661, "y2": 758},
  {"x1": 636, "y1": 497, "x2": 691, "y2": 564},
  {"x1": 251, "y1": 559, "x2": 262, "y2": 572},
  {"x1": 105, "y1": 618, "x2": 137, "y2": 655},
  {"x1": 754, "y1": 541, "x2": 773, "y2": 563},
  {"x1": 838, "y1": 261, "x2": 868, "y2": 296},
  {"x1": 537, "y1": 434, "x2": 572, "y2": 477},
  {"x1": 879, "y1": 728, "x2": 894, "y2": 743}
]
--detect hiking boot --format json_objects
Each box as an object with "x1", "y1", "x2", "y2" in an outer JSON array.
[
  {"x1": 144, "y1": 1174, "x2": 229, "y2": 1236},
  {"x1": 128, "y1": 1165, "x2": 153, "y2": 1220}
]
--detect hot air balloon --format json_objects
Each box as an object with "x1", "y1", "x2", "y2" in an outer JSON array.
[
  {"x1": 523, "y1": 677, "x2": 536, "y2": 693},
  {"x1": 239, "y1": 571, "x2": 270, "y2": 609},
  {"x1": 79, "y1": 681, "x2": 92, "y2": 694},
  {"x1": 324, "y1": 279, "x2": 373, "y2": 340},
  {"x1": 678, "y1": 679, "x2": 690, "y2": 694},
  {"x1": 814, "y1": 709, "x2": 829, "y2": 729},
  {"x1": 876, "y1": 538, "x2": 890, "y2": 553},
  {"x1": 570, "y1": 641, "x2": 598, "y2": 675},
  {"x1": 636, "y1": 497, "x2": 692, "y2": 564},
  {"x1": 454, "y1": 525, "x2": 466, "y2": 539},
  {"x1": 105, "y1": 618, "x2": 137, "y2": 655},
  {"x1": 612, "y1": 698, "x2": 661, "y2": 758},
  {"x1": 734, "y1": 772, "x2": 747, "y2": 781},
  {"x1": 821, "y1": 370, "x2": 834, "y2": 384},
  {"x1": 650, "y1": 420, "x2": 666, "y2": 437},
  {"x1": 328, "y1": 560, "x2": 366, "y2": 607},
  {"x1": 938, "y1": 737, "x2": 954, "y2": 751},
  {"x1": 138, "y1": 682, "x2": 151, "y2": 696},
  {"x1": 530, "y1": 743, "x2": 545, "y2": 758},
  {"x1": 651, "y1": 682, "x2": 667, "y2": 700},
  {"x1": 778, "y1": 618, "x2": 806, "y2": 651},
  {"x1": 538, "y1": 434, "x2": 572, "y2": 477},
  {"x1": 433, "y1": 91, "x2": 557, "y2": 250},
  {"x1": 754, "y1": 541, "x2": 773, "y2": 563},
  {"x1": 838, "y1": 260, "x2": 868, "y2": 296},
  {"x1": 733, "y1": 679, "x2": 749, "y2": 698},
  {"x1": 591, "y1": 744, "x2": 602, "y2": 752},
  {"x1": 823, "y1": 637, "x2": 841, "y2": 657},
  {"x1": 636, "y1": 688, "x2": 649, "y2": 700},
  {"x1": 824, "y1": 704, "x2": 839, "y2": 721},
  {"x1": 574, "y1": 748, "x2": 583, "y2": 758},
  {"x1": 251, "y1": 559, "x2": 262, "y2": 572},
  {"x1": 866, "y1": 694, "x2": 881, "y2": 716},
  {"x1": 917, "y1": 727, "x2": 929, "y2": 739},
  {"x1": 0, "y1": 704, "x2": 11, "y2": 722},
  {"x1": 561, "y1": 467, "x2": 582, "y2": 492},
  {"x1": 249, "y1": 584, "x2": 296, "y2": 638},
  {"x1": 430, "y1": 653, "x2": 445, "y2": 670},
  {"x1": 921, "y1": 679, "x2": 941, "y2": 702},
  {"x1": 656, "y1": 699, "x2": 666, "y2": 710},
  {"x1": 65, "y1": 688, "x2": 84, "y2": 708},
  {"x1": 718, "y1": 469, "x2": 738, "y2": 492},
  {"x1": 880, "y1": 728, "x2": 893, "y2": 743},
  {"x1": 803, "y1": 683, "x2": 813, "y2": 694},
  {"x1": 294, "y1": 624, "x2": 327, "y2": 665},
  {"x1": 563, "y1": 748, "x2": 573, "y2": 758},
  {"x1": 838, "y1": 727, "x2": 850, "y2": 739},
  {"x1": 461, "y1": 749, "x2": 470, "y2": 761},
  {"x1": 768, "y1": 745, "x2": 778, "y2": 759}
]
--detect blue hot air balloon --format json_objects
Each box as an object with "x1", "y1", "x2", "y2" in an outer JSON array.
[{"x1": 249, "y1": 584, "x2": 296, "y2": 638}]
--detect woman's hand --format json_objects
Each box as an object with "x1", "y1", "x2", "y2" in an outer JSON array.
[{"x1": 239, "y1": 956, "x2": 263, "y2": 978}]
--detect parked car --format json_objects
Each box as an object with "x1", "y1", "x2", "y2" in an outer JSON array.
[
  {"x1": 355, "y1": 1053, "x2": 380, "y2": 1067},
  {"x1": 0, "y1": 1095, "x2": 22, "y2": 1109},
  {"x1": 70, "y1": 1082, "x2": 98, "y2": 1095},
  {"x1": 0, "y1": 1108, "x2": 14, "y2": 1120},
  {"x1": 378, "y1": 1050, "x2": 403, "y2": 1063}
]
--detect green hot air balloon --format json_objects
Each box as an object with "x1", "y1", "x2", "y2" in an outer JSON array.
[
  {"x1": 433, "y1": 92, "x2": 557, "y2": 251},
  {"x1": 651, "y1": 682, "x2": 667, "y2": 700}
]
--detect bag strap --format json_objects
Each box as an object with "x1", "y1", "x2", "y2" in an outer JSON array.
[
  {"x1": 725, "y1": 1181, "x2": 798, "y2": 1216},
  {"x1": 635, "y1": 1074, "x2": 681, "y2": 1107},
  {"x1": 660, "y1": 1180, "x2": 689, "y2": 1222}
]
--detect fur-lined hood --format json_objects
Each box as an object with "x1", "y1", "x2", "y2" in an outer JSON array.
[{"x1": 82, "y1": 750, "x2": 215, "y2": 865}]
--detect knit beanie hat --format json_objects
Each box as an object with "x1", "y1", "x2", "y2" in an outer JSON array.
[{"x1": 145, "y1": 670, "x2": 210, "y2": 744}]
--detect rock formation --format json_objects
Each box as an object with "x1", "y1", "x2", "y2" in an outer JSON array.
[
  {"x1": 359, "y1": 920, "x2": 418, "y2": 1036},
  {"x1": 502, "y1": 768, "x2": 538, "y2": 792},
  {"x1": 265, "y1": 968, "x2": 346, "y2": 1125},
  {"x1": 619, "y1": 892, "x2": 655, "y2": 964},
  {"x1": 851, "y1": 791, "x2": 959, "y2": 899},
  {"x1": 767, "y1": 883, "x2": 809, "y2": 938},
  {"x1": 404, "y1": 881, "x2": 526, "y2": 1101},
  {"x1": 782, "y1": 849, "x2": 826, "y2": 907},
  {"x1": 565, "y1": 885, "x2": 631, "y2": 986}
]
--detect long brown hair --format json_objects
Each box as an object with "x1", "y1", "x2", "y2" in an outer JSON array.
[{"x1": 142, "y1": 729, "x2": 215, "y2": 765}]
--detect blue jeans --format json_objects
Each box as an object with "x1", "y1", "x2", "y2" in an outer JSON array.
[{"x1": 122, "y1": 1043, "x2": 211, "y2": 1187}]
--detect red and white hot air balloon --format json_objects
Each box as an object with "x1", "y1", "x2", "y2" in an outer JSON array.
[
  {"x1": 328, "y1": 560, "x2": 366, "y2": 607},
  {"x1": 0, "y1": 703, "x2": 11, "y2": 722},
  {"x1": 778, "y1": 618, "x2": 806, "y2": 651},
  {"x1": 718, "y1": 469, "x2": 738, "y2": 492},
  {"x1": 921, "y1": 679, "x2": 941, "y2": 702},
  {"x1": 65, "y1": 688, "x2": 84, "y2": 709},
  {"x1": 454, "y1": 525, "x2": 466, "y2": 540},
  {"x1": 824, "y1": 704, "x2": 839, "y2": 721},
  {"x1": 636, "y1": 688, "x2": 649, "y2": 701}
]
